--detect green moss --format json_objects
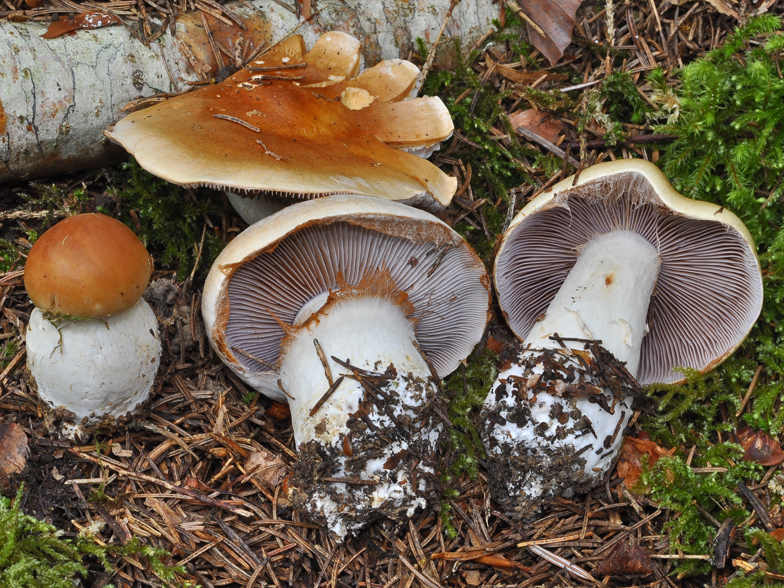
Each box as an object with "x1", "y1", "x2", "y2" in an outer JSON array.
[
  {"x1": 439, "y1": 348, "x2": 499, "y2": 538},
  {"x1": 107, "y1": 159, "x2": 226, "y2": 279},
  {"x1": 600, "y1": 71, "x2": 651, "y2": 125},
  {"x1": 0, "y1": 486, "x2": 110, "y2": 588}
]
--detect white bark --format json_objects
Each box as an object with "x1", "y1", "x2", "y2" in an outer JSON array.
[{"x1": 0, "y1": 0, "x2": 500, "y2": 183}]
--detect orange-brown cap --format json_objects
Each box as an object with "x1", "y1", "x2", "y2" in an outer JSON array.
[
  {"x1": 24, "y1": 214, "x2": 153, "y2": 319},
  {"x1": 105, "y1": 32, "x2": 457, "y2": 210}
]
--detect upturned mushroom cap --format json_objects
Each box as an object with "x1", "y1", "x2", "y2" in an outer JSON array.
[
  {"x1": 202, "y1": 195, "x2": 491, "y2": 400},
  {"x1": 105, "y1": 33, "x2": 457, "y2": 210},
  {"x1": 494, "y1": 160, "x2": 763, "y2": 385},
  {"x1": 24, "y1": 214, "x2": 153, "y2": 319}
]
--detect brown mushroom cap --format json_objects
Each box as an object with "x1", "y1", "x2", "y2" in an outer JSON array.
[
  {"x1": 24, "y1": 214, "x2": 153, "y2": 318},
  {"x1": 494, "y1": 160, "x2": 763, "y2": 385},
  {"x1": 105, "y1": 33, "x2": 457, "y2": 210}
]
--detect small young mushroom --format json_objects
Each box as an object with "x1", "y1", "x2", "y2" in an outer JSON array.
[
  {"x1": 202, "y1": 195, "x2": 490, "y2": 537},
  {"x1": 105, "y1": 33, "x2": 457, "y2": 225},
  {"x1": 24, "y1": 214, "x2": 161, "y2": 423},
  {"x1": 480, "y1": 160, "x2": 763, "y2": 520}
]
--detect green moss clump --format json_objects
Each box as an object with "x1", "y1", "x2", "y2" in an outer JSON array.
[
  {"x1": 0, "y1": 486, "x2": 110, "y2": 588},
  {"x1": 108, "y1": 159, "x2": 226, "y2": 279},
  {"x1": 601, "y1": 71, "x2": 651, "y2": 125}
]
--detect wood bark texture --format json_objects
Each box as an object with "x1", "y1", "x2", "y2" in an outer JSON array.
[{"x1": 0, "y1": 0, "x2": 500, "y2": 183}]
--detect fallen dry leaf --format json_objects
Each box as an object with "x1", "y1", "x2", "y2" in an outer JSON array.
[
  {"x1": 593, "y1": 540, "x2": 653, "y2": 577},
  {"x1": 267, "y1": 402, "x2": 291, "y2": 422},
  {"x1": 42, "y1": 12, "x2": 120, "y2": 39},
  {"x1": 245, "y1": 449, "x2": 288, "y2": 488},
  {"x1": 508, "y1": 109, "x2": 564, "y2": 144},
  {"x1": 770, "y1": 528, "x2": 784, "y2": 542},
  {"x1": 703, "y1": 0, "x2": 739, "y2": 19},
  {"x1": 737, "y1": 427, "x2": 784, "y2": 466},
  {"x1": 505, "y1": 0, "x2": 581, "y2": 65},
  {"x1": 0, "y1": 422, "x2": 29, "y2": 483},
  {"x1": 616, "y1": 434, "x2": 676, "y2": 489}
]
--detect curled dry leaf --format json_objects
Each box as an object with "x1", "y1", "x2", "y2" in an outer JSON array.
[
  {"x1": 507, "y1": 0, "x2": 581, "y2": 66},
  {"x1": 593, "y1": 540, "x2": 653, "y2": 577},
  {"x1": 245, "y1": 449, "x2": 288, "y2": 488},
  {"x1": 41, "y1": 12, "x2": 120, "y2": 39},
  {"x1": 737, "y1": 427, "x2": 784, "y2": 466},
  {"x1": 616, "y1": 434, "x2": 676, "y2": 489},
  {"x1": 266, "y1": 402, "x2": 291, "y2": 422},
  {"x1": 0, "y1": 422, "x2": 29, "y2": 483},
  {"x1": 508, "y1": 109, "x2": 564, "y2": 144}
]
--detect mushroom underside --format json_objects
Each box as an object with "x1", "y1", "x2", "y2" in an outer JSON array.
[
  {"x1": 496, "y1": 182, "x2": 762, "y2": 384},
  {"x1": 223, "y1": 220, "x2": 489, "y2": 380}
]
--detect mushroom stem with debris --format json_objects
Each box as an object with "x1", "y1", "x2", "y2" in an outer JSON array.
[
  {"x1": 480, "y1": 160, "x2": 763, "y2": 520},
  {"x1": 202, "y1": 195, "x2": 490, "y2": 537}
]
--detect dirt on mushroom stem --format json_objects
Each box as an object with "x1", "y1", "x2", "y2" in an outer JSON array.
[
  {"x1": 478, "y1": 342, "x2": 643, "y2": 521},
  {"x1": 290, "y1": 361, "x2": 448, "y2": 537}
]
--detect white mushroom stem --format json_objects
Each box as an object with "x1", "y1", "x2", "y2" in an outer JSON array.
[
  {"x1": 26, "y1": 298, "x2": 161, "y2": 422},
  {"x1": 279, "y1": 294, "x2": 440, "y2": 538},
  {"x1": 525, "y1": 229, "x2": 661, "y2": 375},
  {"x1": 481, "y1": 230, "x2": 661, "y2": 515}
]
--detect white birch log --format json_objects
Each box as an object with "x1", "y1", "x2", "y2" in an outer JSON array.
[{"x1": 0, "y1": 0, "x2": 500, "y2": 183}]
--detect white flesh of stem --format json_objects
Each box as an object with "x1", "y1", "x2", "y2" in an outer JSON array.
[{"x1": 524, "y1": 229, "x2": 661, "y2": 376}]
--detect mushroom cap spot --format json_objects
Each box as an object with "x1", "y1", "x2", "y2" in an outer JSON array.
[
  {"x1": 202, "y1": 195, "x2": 491, "y2": 400},
  {"x1": 494, "y1": 160, "x2": 763, "y2": 385},
  {"x1": 104, "y1": 34, "x2": 456, "y2": 209},
  {"x1": 24, "y1": 213, "x2": 152, "y2": 319},
  {"x1": 340, "y1": 87, "x2": 375, "y2": 110}
]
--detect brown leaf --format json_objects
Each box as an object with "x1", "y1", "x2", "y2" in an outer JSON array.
[
  {"x1": 770, "y1": 528, "x2": 784, "y2": 542},
  {"x1": 245, "y1": 449, "x2": 287, "y2": 488},
  {"x1": 485, "y1": 335, "x2": 505, "y2": 355},
  {"x1": 593, "y1": 541, "x2": 653, "y2": 577},
  {"x1": 507, "y1": 0, "x2": 582, "y2": 65},
  {"x1": 616, "y1": 434, "x2": 675, "y2": 489},
  {"x1": 508, "y1": 109, "x2": 564, "y2": 144},
  {"x1": 267, "y1": 402, "x2": 291, "y2": 421},
  {"x1": 0, "y1": 423, "x2": 29, "y2": 483},
  {"x1": 41, "y1": 12, "x2": 120, "y2": 39},
  {"x1": 737, "y1": 428, "x2": 784, "y2": 466}
]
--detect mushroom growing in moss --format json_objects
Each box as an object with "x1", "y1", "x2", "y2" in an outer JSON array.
[
  {"x1": 202, "y1": 195, "x2": 490, "y2": 537},
  {"x1": 105, "y1": 32, "x2": 456, "y2": 225},
  {"x1": 479, "y1": 160, "x2": 763, "y2": 520},
  {"x1": 24, "y1": 214, "x2": 161, "y2": 423}
]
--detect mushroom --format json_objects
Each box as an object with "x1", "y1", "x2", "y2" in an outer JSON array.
[
  {"x1": 202, "y1": 195, "x2": 490, "y2": 537},
  {"x1": 24, "y1": 213, "x2": 161, "y2": 423},
  {"x1": 105, "y1": 32, "x2": 457, "y2": 225},
  {"x1": 479, "y1": 160, "x2": 763, "y2": 519}
]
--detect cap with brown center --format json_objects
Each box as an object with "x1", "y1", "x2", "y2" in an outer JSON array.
[
  {"x1": 105, "y1": 32, "x2": 457, "y2": 222},
  {"x1": 24, "y1": 213, "x2": 161, "y2": 423},
  {"x1": 202, "y1": 194, "x2": 490, "y2": 537},
  {"x1": 479, "y1": 159, "x2": 763, "y2": 521},
  {"x1": 25, "y1": 213, "x2": 152, "y2": 319}
]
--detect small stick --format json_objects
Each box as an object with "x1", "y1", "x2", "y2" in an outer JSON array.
[
  {"x1": 247, "y1": 62, "x2": 307, "y2": 72},
  {"x1": 276, "y1": 379, "x2": 295, "y2": 400},
  {"x1": 417, "y1": 0, "x2": 458, "y2": 90},
  {"x1": 309, "y1": 376, "x2": 345, "y2": 417},
  {"x1": 214, "y1": 114, "x2": 260, "y2": 133},
  {"x1": 313, "y1": 338, "x2": 333, "y2": 385},
  {"x1": 736, "y1": 365, "x2": 763, "y2": 417},
  {"x1": 249, "y1": 74, "x2": 306, "y2": 81},
  {"x1": 320, "y1": 477, "x2": 379, "y2": 485},
  {"x1": 231, "y1": 346, "x2": 276, "y2": 370}
]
